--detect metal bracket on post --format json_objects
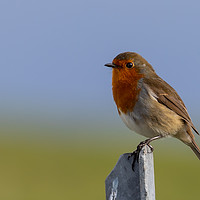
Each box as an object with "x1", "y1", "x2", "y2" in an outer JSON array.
[{"x1": 105, "y1": 145, "x2": 155, "y2": 200}]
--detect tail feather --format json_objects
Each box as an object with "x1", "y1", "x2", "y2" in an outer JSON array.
[{"x1": 189, "y1": 140, "x2": 200, "y2": 160}]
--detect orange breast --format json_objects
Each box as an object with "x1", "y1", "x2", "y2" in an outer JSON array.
[{"x1": 112, "y1": 68, "x2": 143, "y2": 114}]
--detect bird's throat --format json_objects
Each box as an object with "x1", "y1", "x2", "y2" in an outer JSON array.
[{"x1": 112, "y1": 69, "x2": 143, "y2": 114}]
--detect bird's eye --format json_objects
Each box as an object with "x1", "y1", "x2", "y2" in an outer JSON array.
[{"x1": 126, "y1": 62, "x2": 133, "y2": 68}]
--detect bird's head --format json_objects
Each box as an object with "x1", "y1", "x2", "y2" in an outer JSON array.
[
  {"x1": 105, "y1": 52, "x2": 155, "y2": 82},
  {"x1": 105, "y1": 52, "x2": 156, "y2": 113}
]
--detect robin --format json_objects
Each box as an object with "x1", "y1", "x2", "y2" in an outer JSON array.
[{"x1": 105, "y1": 52, "x2": 200, "y2": 167}]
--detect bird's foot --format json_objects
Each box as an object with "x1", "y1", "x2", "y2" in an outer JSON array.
[{"x1": 128, "y1": 139, "x2": 154, "y2": 171}]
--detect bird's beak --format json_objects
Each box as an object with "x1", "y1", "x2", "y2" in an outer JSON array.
[{"x1": 104, "y1": 63, "x2": 118, "y2": 68}]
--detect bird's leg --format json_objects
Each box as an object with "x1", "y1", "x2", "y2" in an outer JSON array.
[{"x1": 128, "y1": 135, "x2": 163, "y2": 171}]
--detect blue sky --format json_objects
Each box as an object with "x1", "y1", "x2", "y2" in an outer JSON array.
[{"x1": 0, "y1": 0, "x2": 200, "y2": 136}]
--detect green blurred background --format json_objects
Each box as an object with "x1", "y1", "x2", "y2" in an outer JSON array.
[
  {"x1": 0, "y1": 128, "x2": 199, "y2": 200},
  {"x1": 0, "y1": 0, "x2": 200, "y2": 199}
]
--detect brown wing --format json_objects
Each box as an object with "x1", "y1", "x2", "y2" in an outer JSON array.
[
  {"x1": 144, "y1": 75, "x2": 199, "y2": 135},
  {"x1": 157, "y1": 94, "x2": 199, "y2": 135}
]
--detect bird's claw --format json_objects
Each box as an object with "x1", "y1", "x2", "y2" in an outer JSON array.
[{"x1": 128, "y1": 140, "x2": 154, "y2": 171}]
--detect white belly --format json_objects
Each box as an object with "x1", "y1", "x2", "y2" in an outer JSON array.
[{"x1": 119, "y1": 111, "x2": 159, "y2": 138}]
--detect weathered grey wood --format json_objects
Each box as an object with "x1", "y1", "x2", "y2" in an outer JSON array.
[{"x1": 105, "y1": 145, "x2": 155, "y2": 200}]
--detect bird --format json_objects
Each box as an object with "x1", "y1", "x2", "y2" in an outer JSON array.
[{"x1": 105, "y1": 52, "x2": 200, "y2": 166}]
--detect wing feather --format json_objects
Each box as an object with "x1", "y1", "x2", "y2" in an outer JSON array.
[{"x1": 144, "y1": 76, "x2": 199, "y2": 135}]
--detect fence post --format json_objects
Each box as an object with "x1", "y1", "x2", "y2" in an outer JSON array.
[{"x1": 105, "y1": 145, "x2": 155, "y2": 200}]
